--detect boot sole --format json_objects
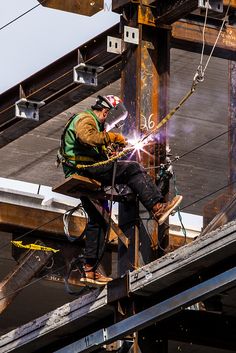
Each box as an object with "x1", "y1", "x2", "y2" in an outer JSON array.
[
  {"x1": 156, "y1": 195, "x2": 183, "y2": 225},
  {"x1": 80, "y1": 277, "x2": 112, "y2": 287}
]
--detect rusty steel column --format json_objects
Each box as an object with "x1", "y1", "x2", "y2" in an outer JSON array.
[
  {"x1": 118, "y1": 2, "x2": 170, "y2": 275},
  {"x1": 0, "y1": 242, "x2": 52, "y2": 314},
  {"x1": 229, "y1": 60, "x2": 236, "y2": 195}
]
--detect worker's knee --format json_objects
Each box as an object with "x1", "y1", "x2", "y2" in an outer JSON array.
[{"x1": 123, "y1": 161, "x2": 145, "y2": 178}]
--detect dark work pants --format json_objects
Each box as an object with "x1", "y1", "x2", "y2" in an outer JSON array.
[
  {"x1": 69, "y1": 161, "x2": 162, "y2": 261},
  {"x1": 80, "y1": 197, "x2": 107, "y2": 263}
]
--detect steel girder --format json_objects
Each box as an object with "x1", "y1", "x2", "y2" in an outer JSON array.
[{"x1": 54, "y1": 266, "x2": 236, "y2": 353}]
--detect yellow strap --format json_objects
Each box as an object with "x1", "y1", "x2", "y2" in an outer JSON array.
[{"x1": 11, "y1": 241, "x2": 60, "y2": 253}]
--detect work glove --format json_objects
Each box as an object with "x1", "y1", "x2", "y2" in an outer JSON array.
[{"x1": 108, "y1": 132, "x2": 127, "y2": 147}]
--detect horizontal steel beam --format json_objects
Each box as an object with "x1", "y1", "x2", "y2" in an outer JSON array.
[
  {"x1": 54, "y1": 266, "x2": 236, "y2": 353},
  {"x1": 0, "y1": 24, "x2": 121, "y2": 148},
  {"x1": 224, "y1": 0, "x2": 236, "y2": 8},
  {"x1": 0, "y1": 16, "x2": 235, "y2": 148},
  {"x1": 156, "y1": 310, "x2": 236, "y2": 351},
  {"x1": 0, "y1": 202, "x2": 86, "y2": 238},
  {"x1": 0, "y1": 223, "x2": 235, "y2": 352},
  {"x1": 172, "y1": 20, "x2": 236, "y2": 60},
  {"x1": 0, "y1": 243, "x2": 52, "y2": 314},
  {"x1": 158, "y1": 0, "x2": 199, "y2": 25}
]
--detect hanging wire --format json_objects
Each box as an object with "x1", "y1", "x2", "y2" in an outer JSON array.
[
  {"x1": 180, "y1": 180, "x2": 236, "y2": 212},
  {"x1": 0, "y1": 0, "x2": 47, "y2": 32},
  {"x1": 0, "y1": 264, "x2": 66, "y2": 302},
  {"x1": 63, "y1": 203, "x2": 88, "y2": 242},
  {"x1": 202, "y1": 0, "x2": 232, "y2": 75},
  {"x1": 172, "y1": 172, "x2": 187, "y2": 244},
  {"x1": 146, "y1": 126, "x2": 232, "y2": 172},
  {"x1": 0, "y1": 213, "x2": 63, "y2": 253},
  {"x1": 197, "y1": 0, "x2": 210, "y2": 80},
  {"x1": 0, "y1": 202, "x2": 87, "y2": 254}
]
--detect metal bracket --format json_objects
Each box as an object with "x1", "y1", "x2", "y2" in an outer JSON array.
[
  {"x1": 73, "y1": 63, "x2": 103, "y2": 86},
  {"x1": 15, "y1": 98, "x2": 45, "y2": 121},
  {"x1": 107, "y1": 36, "x2": 124, "y2": 54},
  {"x1": 124, "y1": 25, "x2": 139, "y2": 45},
  {"x1": 198, "y1": 0, "x2": 223, "y2": 13}
]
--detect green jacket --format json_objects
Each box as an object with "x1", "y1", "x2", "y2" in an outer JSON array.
[{"x1": 62, "y1": 110, "x2": 110, "y2": 176}]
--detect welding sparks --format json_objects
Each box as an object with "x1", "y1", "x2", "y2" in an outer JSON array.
[{"x1": 127, "y1": 133, "x2": 154, "y2": 160}]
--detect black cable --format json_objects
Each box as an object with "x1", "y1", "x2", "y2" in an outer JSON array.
[
  {"x1": 173, "y1": 128, "x2": 232, "y2": 162},
  {"x1": 180, "y1": 180, "x2": 236, "y2": 211},
  {"x1": 0, "y1": 257, "x2": 15, "y2": 262},
  {"x1": 172, "y1": 171, "x2": 187, "y2": 245},
  {"x1": 0, "y1": 1, "x2": 47, "y2": 32},
  {"x1": 145, "y1": 127, "x2": 233, "y2": 171},
  {"x1": 0, "y1": 264, "x2": 66, "y2": 302},
  {"x1": 0, "y1": 212, "x2": 63, "y2": 253}
]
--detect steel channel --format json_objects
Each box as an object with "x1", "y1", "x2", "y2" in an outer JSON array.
[
  {"x1": 54, "y1": 266, "x2": 236, "y2": 353},
  {"x1": 229, "y1": 61, "x2": 236, "y2": 195}
]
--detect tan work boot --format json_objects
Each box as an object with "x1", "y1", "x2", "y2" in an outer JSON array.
[
  {"x1": 152, "y1": 195, "x2": 183, "y2": 225},
  {"x1": 80, "y1": 264, "x2": 112, "y2": 286}
]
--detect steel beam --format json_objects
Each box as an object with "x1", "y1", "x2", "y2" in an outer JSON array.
[
  {"x1": 112, "y1": 1, "x2": 156, "y2": 14},
  {"x1": 155, "y1": 310, "x2": 236, "y2": 351},
  {"x1": 158, "y1": 0, "x2": 199, "y2": 25},
  {"x1": 37, "y1": 0, "x2": 103, "y2": 16},
  {"x1": 0, "y1": 224, "x2": 234, "y2": 352},
  {"x1": 54, "y1": 266, "x2": 236, "y2": 353},
  {"x1": 0, "y1": 202, "x2": 86, "y2": 238},
  {"x1": 118, "y1": 3, "x2": 171, "y2": 274},
  {"x1": 0, "y1": 243, "x2": 52, "y2": 314},
  {"x1": 1, "y1": 19, "x2": 236, "y2": 149},
  {"x1": 172, "y1": 21, "x2": 236, "y2": 60},
  {"x1": 224, "y1": 0, "x2": 236, "y2": 8},
  {"x1": 0, "y1": 25, "x2": 121, "y2": 148},
  {"x1": 229, "y1": 61, "x2": 236, "y2": 194}
]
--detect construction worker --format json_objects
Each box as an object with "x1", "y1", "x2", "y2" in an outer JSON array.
[{"x1": 60, "y1": 95, "x2": 182, "y2": 286}]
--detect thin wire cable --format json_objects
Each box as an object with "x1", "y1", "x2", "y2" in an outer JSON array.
[
  {"x1": 0, "y1": 257, "x2": 15, "y2": 262},
  {"x1": 173, "y1": 172, "x2": 187, "y2": 244},
  {"x1": 0, "y1": 264, "x2": 66, "y2": 302},
  {"x1": 0, "y1": 212, "x2": 64, "y2": 253},
  {"x1": 180, "y1": 180, "x2": 236, "y2": 211},
  {"x1": 145, "y1": 126, "x2": 232, "y2": 171},
  {"x1": 63, "y1": 203, "x2": 87, "y2": 242},
  {"x1": 199, "y1": 0, "x2": 210, "y2": 71},
  {"x1": 203, "y1": 0, "x2": 231, "y2": 74},
  {"x1": 175, "y1": 129, "x2": 230, "y2": 161},
  {"x1": 0, "y1": 1, "x2": 46, "y2": 32}
]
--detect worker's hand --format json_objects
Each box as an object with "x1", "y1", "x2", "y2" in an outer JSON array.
[{"x1": 108, "y1": 132, "x2": 127, "y2": 146}]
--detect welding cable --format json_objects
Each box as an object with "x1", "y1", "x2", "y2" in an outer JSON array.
[
  {"x1": 145, "y1": 218, "x2": 169, "y2": 254},
  {"x1": 71, "y1": 88, "x2": 198, "y2": 171},
  {"x1": 172, "y1": 171, "x2": 187, "y2": 244},
  {"x1": 0, "y1": 0, "x2": 47, "y2": 32},
  {"x1": 63, "y1": 203, "x2": 88, "y2": 242},
  {"x1": 0, "y1": 202, "x2": 86, "y2": 253}
]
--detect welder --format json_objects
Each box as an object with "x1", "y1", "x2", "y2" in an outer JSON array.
[{"x1": 59, "y1": 95, "x2": 182, "y2": 286}]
